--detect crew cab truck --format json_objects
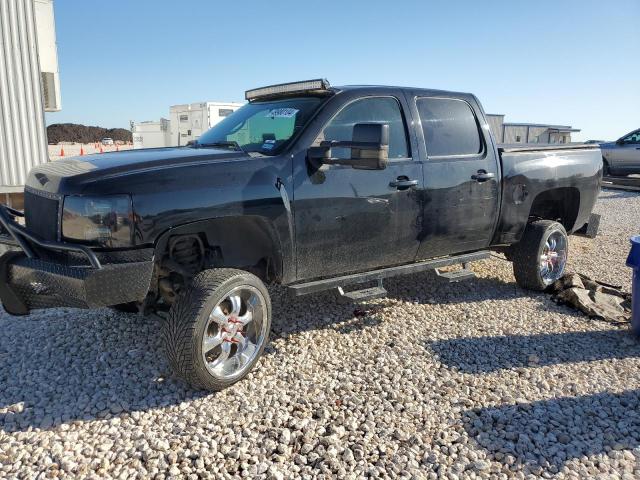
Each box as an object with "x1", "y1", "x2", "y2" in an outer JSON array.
[{"x1": 0, "y1": 80, "x2": 602, "y2": 391}]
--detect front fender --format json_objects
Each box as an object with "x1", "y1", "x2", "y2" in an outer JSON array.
[{"x1": 154, "y1": 215, "x2": 290, "y2": 283}]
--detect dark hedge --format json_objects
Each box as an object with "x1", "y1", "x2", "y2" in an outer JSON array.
[{"x1": 47, "y1": 123, "x2": 132, "y2": 144}]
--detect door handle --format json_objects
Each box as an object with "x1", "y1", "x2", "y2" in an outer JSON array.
[
  {"x1": 389, "y1": 178, "x2": 418, "y2": 189},
  {"x1": 471, "y1": 170, "x2": 495, "y2": 182}
]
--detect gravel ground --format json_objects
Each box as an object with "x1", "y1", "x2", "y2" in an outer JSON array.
[{"x1": 1, "y1": 189, "x2": 639, "y2": 479}]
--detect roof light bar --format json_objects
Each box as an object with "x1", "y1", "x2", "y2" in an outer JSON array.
[{"x1": 245, "y1": 79, "x2": 331, "y2": 101}]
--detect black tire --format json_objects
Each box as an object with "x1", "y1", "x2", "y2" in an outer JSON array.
[
  {"x1": 162, "y1": 268, "x2": 271, "y2": 391},
  {"x1": 512, "y1": 220, "x2": 568, "y2": 291},
  {"x1": 602, "y1": 158, "x2": 610, "y2": 177}
]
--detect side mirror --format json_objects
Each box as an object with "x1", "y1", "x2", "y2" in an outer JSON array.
[
  {"x1": 307, "y1": 123, "x2": 389, "y2": 170},
  {"x1": 350, "y1": 123, "x2": 389, "y2": 170}
]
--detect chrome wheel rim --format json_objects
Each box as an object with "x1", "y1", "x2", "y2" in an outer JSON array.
[
  {"x1": 201, "y1": 285, "x2": 267, "y2": 380},
  {"x1": 540, "y1": 230, "x2": 567, "y2": 285}
]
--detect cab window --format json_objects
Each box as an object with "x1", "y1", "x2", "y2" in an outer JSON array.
[
  {"x1": 317, "y1": 97, "x2": 410, "y2": 160},
  {"x1": 622, "y1": 131, "x2": 640, "y2": 143},
  {"x1": 417, "y1": 97, "x2": 482, "y2": 157}
]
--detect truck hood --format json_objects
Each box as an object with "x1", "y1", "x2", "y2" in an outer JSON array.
[{"x1": 25, "y1": 147, "x2": 247, "y2": 194}]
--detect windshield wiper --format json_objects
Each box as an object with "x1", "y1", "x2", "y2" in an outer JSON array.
[{"x1": 193, "y1": 140, "x2": 245, "y2": 153}]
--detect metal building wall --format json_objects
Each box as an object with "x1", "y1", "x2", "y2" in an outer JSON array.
[
  {"x1": 486, "y1": 114, "x2": 505, "y2": 143},
  {"x1": 503, "y1": 125, "x2": 529, "y2": 144},
  {"x1": 527, "y1": 126, "x2": 548, "y2": 143},
  {"x1": 0, "y1": 0, "x2": 48, "y2": 191}
]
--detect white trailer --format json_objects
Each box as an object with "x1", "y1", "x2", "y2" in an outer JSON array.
[
  {"x1": 169, "y1": 102, "x2": 243, "y2": 146},
  {"x1": 132, "y1": 118, "x2": 171, "y2": 149}
]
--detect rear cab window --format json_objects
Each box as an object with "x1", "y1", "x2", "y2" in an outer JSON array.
[{"x1": 416, "y1": 97, "x2": 483, "y2": 157}]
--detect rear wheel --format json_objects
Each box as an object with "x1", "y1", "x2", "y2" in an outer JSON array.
[
  {"x1": 512, "y1": 220, "x2": 568, "y2": 291},
  {"x1": 162, "y1": 268, "x2": 271, "y2": 391}
]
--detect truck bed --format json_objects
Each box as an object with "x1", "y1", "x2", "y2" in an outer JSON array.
[{"x1": 493, "y1": 144, "x2": 602, "y2": 245}]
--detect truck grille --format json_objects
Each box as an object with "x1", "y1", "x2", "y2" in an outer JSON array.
[{"x1": 24, "y1": 188, "x2": 60, "y2": 241}]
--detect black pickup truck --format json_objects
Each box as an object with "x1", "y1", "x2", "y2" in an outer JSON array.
[{"x1": 0, "y1": 80, "x2": 602, "y2": 391}]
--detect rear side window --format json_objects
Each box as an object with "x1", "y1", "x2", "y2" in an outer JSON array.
[{"x1": 416, "y1": 97, "x2": 482, "y2": 157}]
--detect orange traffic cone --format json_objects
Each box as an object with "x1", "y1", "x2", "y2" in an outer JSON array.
[
  {"x1": 60, "y1": 147, "x2": 65, "y2": 157},
  {"x1": 80, "y1": 146, "x2": 84, "y2": 156}
]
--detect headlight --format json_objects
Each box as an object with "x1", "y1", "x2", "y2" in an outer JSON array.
[{"x1": 62, "y1": 195, "x2": 133, "y2": 248}]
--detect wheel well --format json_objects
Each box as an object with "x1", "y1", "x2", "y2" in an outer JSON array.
[
  {"x1": 528, "y1": 187, "x2": 581, "y2": 232},
  {"x1": 150, "y1": 216, "x2": 282, "y2": 308}
]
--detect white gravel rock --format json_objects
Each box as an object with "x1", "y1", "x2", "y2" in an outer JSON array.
[{"x1": 1, "y1": 189, "x2": 640, "y2": 479}]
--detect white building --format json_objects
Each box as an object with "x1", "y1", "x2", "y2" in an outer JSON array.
[
  {"x1": 487, "y1": 114, "x2": 580, "y2": 145},
  {"x1": 0, "y1": 0, "x2": 60, "y2": 204},
  {"x1": 132, "y1": 101, "x2": 244, "y2": 149},
  {"x1": 132, "y1": 118, "x2": 170, "y2": 149},
  {"x1": 170, "y1": 102, "x2": 243, "y2": 146}
]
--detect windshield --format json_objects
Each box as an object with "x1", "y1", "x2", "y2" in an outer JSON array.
[{"x1": 195, "y1": 96, "x2": 325, "y2": 155}]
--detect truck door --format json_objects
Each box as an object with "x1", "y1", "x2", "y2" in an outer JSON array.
[
  {"x1": 293, "y1": 94, "x2": 424, "y2": 280},
  {"x1": 610, "y1": 129, "x2": 640, "y2": 173},
  {"x1": 411, "y1": 95, "x2": 500, "y2": 259}
]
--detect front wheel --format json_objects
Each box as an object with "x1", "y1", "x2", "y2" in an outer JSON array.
[
  {"x1": 512, "y1": 220, "x2": 568, "y2": 291},
  {"x1": 163, "y1": 268, "x2": 271, "y2": 391},
  {"x1": 602, "y1": 158, "x2": 611, "y2": 176}
]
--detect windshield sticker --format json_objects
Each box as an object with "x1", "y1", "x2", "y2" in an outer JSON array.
[{"x1": 265, "y1": 108, "x2": 299, "y2": 119}]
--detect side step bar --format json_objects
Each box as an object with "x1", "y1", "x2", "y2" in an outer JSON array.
[
  {"x1": 435, "y1": 264, "x2": 476, "y2": 282},
  {"x1": 337, "y1": 279, "x2": 387, "y2": 302},
  {"x1": 288, "y1": 251, "x2": 489, "y2": 297}
]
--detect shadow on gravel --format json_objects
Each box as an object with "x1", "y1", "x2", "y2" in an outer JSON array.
[
  {"x1": 600, "y1": 189, "x2": 640, "y2": 200},
  {"x1": 0, "y1": 268, "x2": 539, "y2": 433},
  {"x1": 382, "y1": 270, "x2": 529, "y2": 305},
  {"x1": 269, "y1": 271, "x2": 530, "y2": 339},
  {"x1": 464, "y1": 389, "x2": 640, "y2": 471},
  {"x1": 0, "y1": 309, "x2": 211, "y2": 433},
  {"x1": 428, "y1": 329, "x2": 640, "y2": 373}
]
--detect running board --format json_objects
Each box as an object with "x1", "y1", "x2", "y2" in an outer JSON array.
[
  {"x1": 337, "y1": 279, "x2": 387, "y2": 302},
  {"x1": 435, "y1": 266, "x2": 476, "y2": 282},
  {"x1": 288, "y1": 251, "x2": 489, "y2": 297}
]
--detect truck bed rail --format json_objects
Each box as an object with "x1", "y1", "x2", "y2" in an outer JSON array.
[{"x1": 498, "y1": 144, "x2": 601, "y2": 153}]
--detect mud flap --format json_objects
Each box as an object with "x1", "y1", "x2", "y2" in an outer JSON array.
[{"x1": 574, "y1": 213, "x2": 601, "y2": 239}]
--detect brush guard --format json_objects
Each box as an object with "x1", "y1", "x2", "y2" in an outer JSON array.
[{"x1": 0, "y1": 204, "x2": 153, "y2": 315}]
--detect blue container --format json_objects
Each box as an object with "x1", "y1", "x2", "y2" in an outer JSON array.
[{"x1": 626, "y1": 235, "x2": 640, "y2": 335}]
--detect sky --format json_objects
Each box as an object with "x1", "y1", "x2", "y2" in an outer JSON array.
[{"x1": 45, "y1": 0, "x2": 639, "y2": 141}]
